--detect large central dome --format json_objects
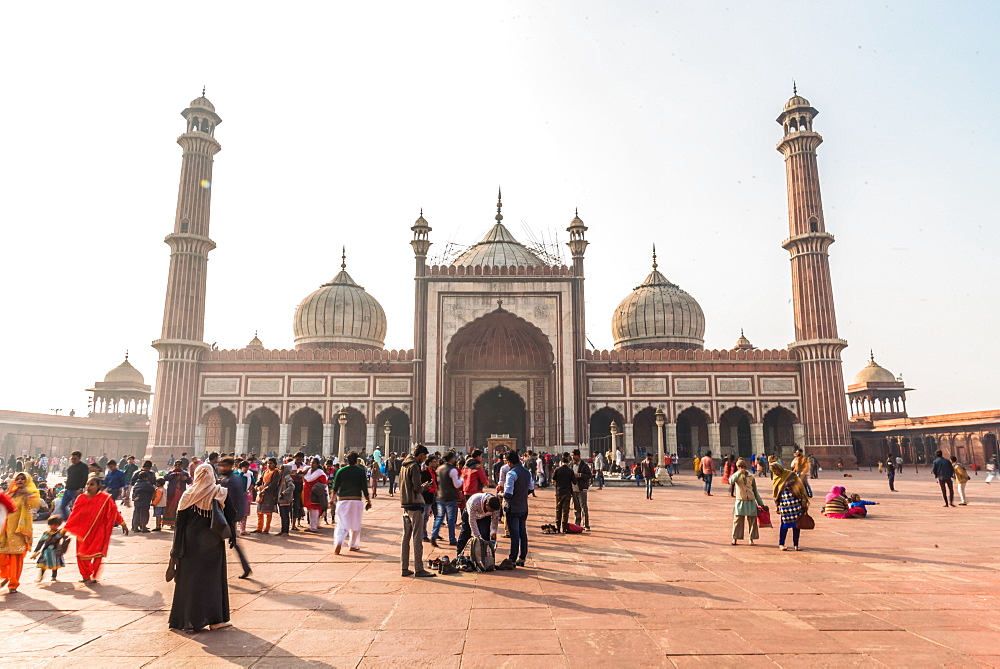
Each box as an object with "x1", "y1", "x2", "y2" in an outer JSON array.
[
  {"x1": 612, "y1": 252, "x2": 705, "y2": 350},
  {"x1": 293, "y1": 255, "x2": 386, "y2": 350},
  {"x1": 450, "y1": 192, "x2": 547, "y2": 267}
]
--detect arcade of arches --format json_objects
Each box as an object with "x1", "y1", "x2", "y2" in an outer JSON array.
[{"x1": 586, "y1": 405, "x2": 802, "y2": 461}]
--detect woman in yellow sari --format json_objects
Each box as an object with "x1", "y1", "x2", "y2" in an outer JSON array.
[{"x1": 0, "y1": 473, "x2": 42, "y2": 592}]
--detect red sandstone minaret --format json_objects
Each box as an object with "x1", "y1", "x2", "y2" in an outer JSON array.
[
  {"x1": 146, "y1": 91, "x2": 222, "y2": 461},
  {"x1": 776, "y1": 89, "x2": 854, "y2": 465}
]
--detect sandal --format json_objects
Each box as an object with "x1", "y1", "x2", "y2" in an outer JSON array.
[{"x1": 731, "y1": 540, "x2": 738, "y2": 545}]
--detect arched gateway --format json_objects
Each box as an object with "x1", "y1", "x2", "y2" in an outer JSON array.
[{"x1": 443, "y1": 307, "x2": 555, "y2": 452}]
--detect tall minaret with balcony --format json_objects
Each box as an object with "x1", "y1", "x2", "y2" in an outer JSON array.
[
  {"x1": 776, "y1": 90, "x2": 853, "y2": 465},
  {"x1": 567, "y1": 209, "x2": 589, "y2": 447},
  {"x1": 410, "y1": 209, "x2": 432, "y2": 444},
  {"x1": 146, "y1": 92, "x2": 222, "y2": 460}
]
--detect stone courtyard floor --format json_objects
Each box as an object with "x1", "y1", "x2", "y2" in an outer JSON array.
[{"x1": 4, "y1": 468, "x2": 1000, "y2": 667}]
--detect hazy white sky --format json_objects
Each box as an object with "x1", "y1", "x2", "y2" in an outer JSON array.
[{"x1": 1, "y1": 2, "x2": 997, "y2": 418}]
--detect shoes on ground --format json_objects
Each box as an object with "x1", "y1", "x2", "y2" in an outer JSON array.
[
  {"x1": 401, "y1": 569, "x2": 414, "y2": 577},
  {"x1": 414, "y1": 570, "x2": 436, "y2": 578}
]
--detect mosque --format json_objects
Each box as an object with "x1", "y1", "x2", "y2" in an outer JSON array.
[
  {"x1": 138, "y1": 90, "x2": 863, "y2": 467},
  {"x1": 4, "y1": 91, "x2": 995, "y2": 470}
]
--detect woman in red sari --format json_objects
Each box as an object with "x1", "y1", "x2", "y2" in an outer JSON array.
[{"x1": 64, "y1": 477, "x2": 128, "y2": 583}]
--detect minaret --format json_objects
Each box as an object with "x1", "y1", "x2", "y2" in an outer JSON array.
[
  {"x1": 146, "y1": 91, "x2": 222, "y2": 461},
  {"x1": 411, "y1": 208, "x2": 432, "y2": 444},
  {"x1": 776, "y1": 89, "x2": 853, "y2": 465},
  {"x1": 567, "y1": 209, "x2": 589, "y2": 448}
]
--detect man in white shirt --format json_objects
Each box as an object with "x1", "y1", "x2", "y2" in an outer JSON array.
[{"x1": 455, "y1": 491, "x2": 501, "y2": 555}]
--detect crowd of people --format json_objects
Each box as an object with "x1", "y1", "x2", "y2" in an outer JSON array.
[{"x1": 0, "y1": 443, "x2": 993, "y2": 637}]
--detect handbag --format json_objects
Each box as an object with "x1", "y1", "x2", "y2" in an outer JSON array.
[
  {"x1": 165, "y1": 557, "x2": 178, "y2": 582},
  {"x1": 757, "y1": 506, "x2": 772, "y2": 528},
  {"x1": 210, "y1": 500, "x2": 232, "y2": 539},
  {"x1": 796, "y1": 511, "x2": 815, "y2": 530}
]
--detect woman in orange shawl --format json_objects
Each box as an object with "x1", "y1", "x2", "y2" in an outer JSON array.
[
  {"x1": 0, "y1": 473, "x2": 42, "y2": 592},
  {"x1": 64, "y1": 477, "x2": 128, "y2": 583}
]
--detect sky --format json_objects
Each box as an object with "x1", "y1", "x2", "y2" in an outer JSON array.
[{"x1": 0, "y1": 1, "x2": 997, "y2": 418}]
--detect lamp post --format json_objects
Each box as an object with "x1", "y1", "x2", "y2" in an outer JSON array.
[
  {"x1": 655, "y1": 408, "x2": 666, "y2": 467},
  {"x1": 610, "y1": 420, "x2": 619, "y2": 471},
  {"x1": 337, "y1": 410, "x2": 348, "y2": 462},
  {"x1": 384, "y1": 420, "x2": 391, "y2": 454}
]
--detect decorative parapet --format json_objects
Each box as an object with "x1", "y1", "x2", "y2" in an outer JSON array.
[
  {"x1": 426, "y1": 264, "x2": 574, "y2": 277},
  {"x1": 584, "y1": 348, "x2": 791, "y2": 361},
  {"x1": 205, "y1": 348, "x2": 415, "y2": 362}
]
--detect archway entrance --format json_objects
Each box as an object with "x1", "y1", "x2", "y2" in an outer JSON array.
[
  {"x1": 473, "y1": 387, "x2": 526, "y2": 452},
  {"x1": 246, "y1": 407, "x2": 280, "y2": 455},
  {"x1": 204, "y1": 407, "x2": 236, "y2": 453},
  {"x1": 633, "y1": 407, "x2": 658, "y2": 461},
  {"x1": 333, "y1": 407, "x2": 367, "y2": 455},
  {"x1": 375, "y1": 407, "x2": 411, "y2": 455},
  {"x1": 763, "y1": 407, "x2": 796, "y2": 457},
  {"x1": 676, "y1": 407, "x2": 709, "y2": 458},
  {"x1": 590, "y1": 407, "x2": 625, "y2": 458},
  {"x1": 720, "y1": 407, "x2": 752, "y2": 458},
  {"x1": 444, "y1": 307, "x2": 555, "y2": 451},
  {"x1": 290, "y1": 408, "x2": 323, "y2": 455}
]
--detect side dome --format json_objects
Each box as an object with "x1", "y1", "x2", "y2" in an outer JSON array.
[
  {"x1": 104, "y1": 356, "x2": 145, "y2": 384},
  {"x1": 853, "y1": 353, "x2": 897, "y2": 385},
  {"x1": 612, "y1": 252, "x2": 705, "y2": 350},
  {"x1": 293, "y1": 256, "x2": 386, "y2": 350},
  {"x1": 189, "y1": 94, "x2": 216, "y2": 112}
]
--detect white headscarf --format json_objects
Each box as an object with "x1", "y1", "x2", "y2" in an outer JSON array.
[{"x1": 177, "y1": 463, "x2": 227, "y2": 512}]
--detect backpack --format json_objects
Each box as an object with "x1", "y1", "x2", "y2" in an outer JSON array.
[
  {"x1": 468, "y1": 536, "x2": 495, "y2": 572},
  {"x1": 565, "y1": 523, "x2": 584, "y2": 534},
  {"x1": 309, "y1": 482, "x2": 328, "y2": 511}
]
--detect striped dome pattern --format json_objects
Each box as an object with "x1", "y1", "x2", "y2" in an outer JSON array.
[
  {"x1": 293, "y1": 270, "x2": 386, "y2": 350},
  {"x1": 612, "y1": 268, "x2": 705, "y2": 350}
]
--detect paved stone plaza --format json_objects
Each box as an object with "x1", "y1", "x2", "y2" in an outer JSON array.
[{"x1": 4, "y1": 470, "x2": 1000, "y2": 667}]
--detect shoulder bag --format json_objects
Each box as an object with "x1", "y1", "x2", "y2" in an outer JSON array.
[{"x1": 210, "y1": 500, "x2": 232, "y2": 539}]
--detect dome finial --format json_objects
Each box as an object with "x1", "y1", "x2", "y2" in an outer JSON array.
[
  {"x1": 651, "y1": 244, "x2": 658, "y2": 270},
  {"x1": 792, "y1": 80, "x2": 797, "y2": 96},
  {"x1": 125, "y1": 349, "x2": 129, "y2": 361},
  {"x1": 870, "y1": 349, "x2": 875, "y2": 363},
  {"x1": 496, "y1": 186, "x2": 503, "y2": 222},
  {"x1": 341, "y1": 246, "x2": 347, "y2": 270},
  {"x1": 202, "y1": 85, "x2": 206, "y2": 97}
]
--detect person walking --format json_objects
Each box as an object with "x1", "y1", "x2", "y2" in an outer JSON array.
[
  {"x1": 640, "y1": 453, "x2": 657, "y2": 500},
  {"x1": 791, "y1": 448, "x2": 813, "y2": 497},
  {"x1": 104, "y1": 460, "x2": 127, "y2": 503},
  {"x1": 64, "y1": 477, "x2": 128, "y2": 583},
  {"x1": 217, "y1": 458, "x2": 252, "y2": 578},
  {"x1": 385, "y1": 453, "x2": 402, "y2": 496},
  {"x1": 770, "y1": 462, "x2": 809, "y2": 551},
  {"x1": 700, "y1": 451, "x2": 716, "y2": 496},
  {"x1": 331, "y1": 452, "x2": 371, "y2": 554},
  {"x1": 32, "y1": 516, "x2": 67, "y2": 582},
  {"x1": 931, "y1": 450, "x2": 956, "y2": 507},
  {"x1": 63, "y1": 451, "x2": 89, "y2": 519},
  {"x1": 552, "y1": 455, "x2": 575, "y2": 532},
  {"x1": 0, "y1": 473, "x2": 42, "y2": 592},
  {"x1": 163, "y1": 460, "x2": 192, "y2": 528},
  {"x1": 730, "y1": 458, "x2": 765, "y2": 545},
  {"x1": 253, "y1": 458, "x2": 281, "y2": 534},
  {"x1": 571, "y1": 449, "x2": 592, "y2": 530},
  {"x1": 503, "y1": 450, "x2": 533, "y2": 567},
  {"x1": 399, "y1": 445, "x2": 435, "y2": 577},
  {"x1": 302, "y1": 458, "x2": 328, "y2": 532},
  {"x1": 594, "y1": 451, "x2": 606, "y2": 490},
  {"x1": 431, "y1": 452, "x2": 463, "y2": 547},
  {"x1": 167, "y1": 463, "x2": 236, "y2": 631},
  {"x1": 952, "y1": 456, "x2": 970, "y2": 505},
  {"x1": 885, "y1": 455, "x2": 897, "y2": 492},
  {"x1": 130, "y1": 472, "x2": 156, "y2": 532},
  {"x1": 275, "y1": 464, "x2": 295, "y2": 536},
  {"x1": 120, "y1": 456, "x2": 139, "y2": 508}
]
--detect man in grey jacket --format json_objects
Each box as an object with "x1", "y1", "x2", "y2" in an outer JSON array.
[{"x1": 399, "y1": 445, "x2": 436, "y2": 578}]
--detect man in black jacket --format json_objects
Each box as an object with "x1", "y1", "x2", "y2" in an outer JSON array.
[
  {"x1": 571, "y1": 449, "x2": 592, "y2": 531},
  {"x1": 552, "y1": 455, "x2": 576, "y2": 533},
  {"x1": 63, "y1": 451, "x2": 89, "y2": 518},
  {"x1": 931, "y1": 450, "x2": 956, "y2": 507}
]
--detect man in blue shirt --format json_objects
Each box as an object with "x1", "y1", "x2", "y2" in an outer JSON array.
[
  {"x1": 103, "y1": 460, "x2": 127, "y2": 503},
  {"x1": 502, "y1": 451, "x2": 534, "y2": 567}
]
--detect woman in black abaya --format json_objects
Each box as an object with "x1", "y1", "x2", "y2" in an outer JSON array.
[{"x1": 168, "y1": 463, "x2": 236, "y2": 631}]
